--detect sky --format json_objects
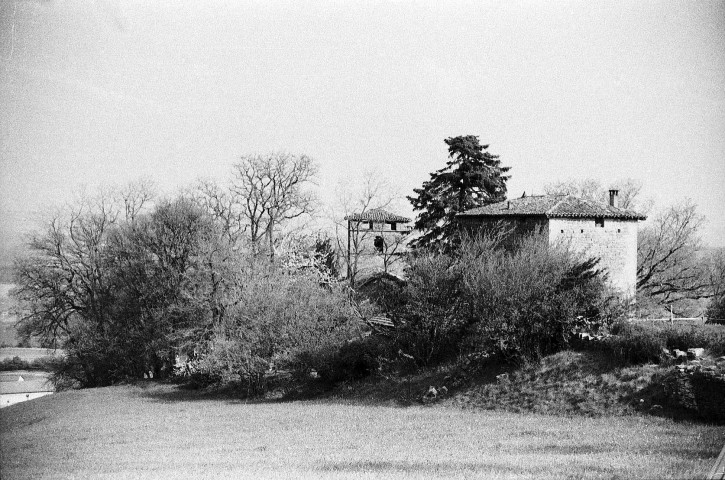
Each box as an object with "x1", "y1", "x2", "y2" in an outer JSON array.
[{"x1": 1, "y1": 0, "x2": 724, "y2": 266}]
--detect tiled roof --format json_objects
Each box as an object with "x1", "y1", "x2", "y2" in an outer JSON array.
[
  {"x1": 345, "y1": 208, "x2": 411, "y2": 223},
  {"x1": 458, "y1": 195, "x2": 646, "y2": 220}
]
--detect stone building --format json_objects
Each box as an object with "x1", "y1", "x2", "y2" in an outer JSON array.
[
  {"x1": 344, "y1": 208, "x2": 412, "y2": 281},
  {"x1": 457, "y1": 190, "x2": 646, "y2": 298}
]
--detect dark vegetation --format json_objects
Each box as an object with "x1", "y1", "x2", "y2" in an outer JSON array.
[
  {"x1": 408, "y1": 136, "x2": 509, "y2": 251},
  {"x1": 0, "y1": 356, "x2": 62, "y2": 372},
  {"x1": 605, "y1": 322, "x2": 725, "y2": 364},
  {"x1": 8, "y1": 137, "x2": 725, "y2": 424},
  {"x1": 392, "y1": 234, "x2": 611, "y2": 366}
]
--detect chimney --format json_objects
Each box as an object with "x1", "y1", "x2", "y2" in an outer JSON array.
[{"x1": 609, "y1": 189, "x2": 619, "y2": 208}]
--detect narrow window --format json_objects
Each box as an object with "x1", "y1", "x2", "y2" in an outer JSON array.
[
  {"x1": 580, "y1": 229, "x2": 584, "y2": 233},
  {"x1": 618, "y1": 228, "x2": 621, "y2": 233},
  {"x1": 391, "y1": 222, "x2": 397, "y2": 231},
  {"x1": 560, "y1": 230, "x2": 564, "y2": 233},
  {"x1": 368, "y1": 221, "x2": 374, "y2": 230},
  {"x1": 595, "y1": 217, "x2": 604, "y2": 228},
  {"x1": 374, "y1": 236, "x2": 384, "y2": 253}
]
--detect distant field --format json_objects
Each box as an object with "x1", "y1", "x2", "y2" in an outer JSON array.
[
  {"x1": 0, "y1": 371, "x2": 50, "y2": 383},
  {"x1": 0, "y1": 348, "x2": 65, "y2": 362},
  {"x1": 1, "y1": 383, "x2": 723, "y2": 479}
]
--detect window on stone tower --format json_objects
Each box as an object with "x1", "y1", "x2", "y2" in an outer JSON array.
[
  {"x1": 595, "y1": 217, "x2": 604, "y2": 228},
  {"x1": 374, "y1": 236, "x2": 384, "y2": 253}
]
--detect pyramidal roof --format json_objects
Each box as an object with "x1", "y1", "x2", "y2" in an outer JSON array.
[
  {"x1": 345, "y1": 208, "x2": 411, "y2": 223},
  {"x1": 458, "y1": 194, "x2": 646, "y2": 220}
]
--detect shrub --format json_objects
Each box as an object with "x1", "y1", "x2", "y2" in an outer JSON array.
[
  {"x1": 661, "y1": 324, "x2": 725, "y2": 357},
  {"x1": 605, "y1": 322, "x2": 725, "y2": 365},
  {"x1": 195, "y1": 265, "x2": 362, "y2": 395},
  {"x1": 706, "y1": 295, "x2": 725, "y2": 321},
  {"x1": 397, "y1": 233, "x2": 609, "y2": 365},
  {"x1": 461, "y1": 235, "x2": 610, "y2": 361},
  {"x1": 0, "y1": 356, "x2": 28, "y2": 371},
  {"x1": 304, "y1": 336, "x2": 394, "y2": 385},
  {"x1": 394, "y1": 252, "x2": 466, "y2": 366},
  {"x1": 354, "y1": 272, "x2": 407, "y2": 313},
  {"x1": 605, "y1": 323, "x2": 667, "y2": 365}
]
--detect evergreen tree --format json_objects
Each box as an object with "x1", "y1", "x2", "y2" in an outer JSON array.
[{"x1": 408, "y1": 135, "x2": 510, "y2": 250}]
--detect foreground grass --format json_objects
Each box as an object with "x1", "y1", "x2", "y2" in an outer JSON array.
[{"x1": 1, "y1": 382, "x2": 722, "y2": 479}]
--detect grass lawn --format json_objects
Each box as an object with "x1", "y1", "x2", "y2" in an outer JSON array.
[{"x1": 1, "y1": 382, "x2": 723, "y2": 479}]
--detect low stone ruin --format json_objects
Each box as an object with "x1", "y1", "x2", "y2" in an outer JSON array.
[{"x1": 663, "y1": 351, "x2": 725, "y2": 424}]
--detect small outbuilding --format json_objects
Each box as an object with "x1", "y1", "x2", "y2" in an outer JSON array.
[
  {"x1": 457, "y1": 190, "x2": 646, "y2": 298},
  {"x1": 344, "y1": 208, "x2": 412, "y2": 281}
]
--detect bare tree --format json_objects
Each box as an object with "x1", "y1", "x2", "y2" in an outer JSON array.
[
  {"x1": 704, "y1": 248, "x2": 725, "y2": 300},
  {"x1": 704, "y1": 248, "x2": 725, "y2": 319},
  {"x1": 544, "y1": 178, "x2": 603, "y2": 202},
  {"x1": 231, "y1": 153, "x2": 318, "y2": 260},
  {"x1": 13, "y1": 191, "x2": 120, "y2": 347},
  {"x1": 115, "y1": 179, "x2": 157, "y2": 223},
  {"x1": 192, "y1": 178, "x2": 246, "y2": 246},
  {"x1": 373, "y1": 227, "x2": 408, "y2": 274},
  {"x1": 331, "y1": 171, "x2": 403, "y2": 285},
  {"x1": 544, "y1": 177, "x2": 650, "y2": 211},
  {"x1": 636, "y1": 199, "x2": 709, "y2": 311}
]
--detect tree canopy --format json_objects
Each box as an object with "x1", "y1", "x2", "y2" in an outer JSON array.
[
  {"x1": 408, "y1": 135, "x2": 510, "y2": 250},
  {"x1": 636, "y1": 199, "x2": 710, "y2": 313},
  {"x1": 543, "y1": 177, "x2": 650, "y2": 212}
]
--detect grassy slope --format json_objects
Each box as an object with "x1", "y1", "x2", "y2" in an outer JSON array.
[
  {"x1": 451, "y1": 351, "x2": 669, "y2": 417},
  {"x1": 1, "y1": 382, "x2": 723, "y2": 479}
]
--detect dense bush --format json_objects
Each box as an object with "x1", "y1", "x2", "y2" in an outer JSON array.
[
  {"x1": 194, "y1": 265, "x2": 362, "y2": 394},
  {"x1": 301, "y1": 336, "x2": 394, "y2": 385},
  {"x1": 14, "y1": 197, "x2": 220, "y2": 387},
  {"x1": 707, "y1": 295, "x2": 725, "y2": 322},
  {"x1": 356, "y1": 235, "x2": 616, "y2": 367},
  {"x1": 394, "y1": 253, "x2": 465, "y2": 366},
  {"x1": 605, "y1": 323, "x2": 667, "y2": 365},
  {"x1": 353, "y1": 273, "x2": 407, "y2": 313},
  {"x1": 460, "y1": 235, "x2": 609, "y2": 362},
  {"x1": 395, "y1": 234, "x2": 610, "y2": 366},
  {"x1": 0, "y1": 356, "x2": 63, "y2": 372}
]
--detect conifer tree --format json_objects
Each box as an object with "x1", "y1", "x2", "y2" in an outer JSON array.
[{"x1": 408, "y1": 135, "x2": 510, "y2": 250}]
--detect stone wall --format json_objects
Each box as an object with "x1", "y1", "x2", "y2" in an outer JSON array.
[
  {"x1": 459, "y1": 215, "x2": 639, "y2": 298},
  {"x1": 349, "y1": 223, "x2": 409, "y2": 280},
  {"x1": 548, "y1": 217, "x2": 639, "y2": 298}
]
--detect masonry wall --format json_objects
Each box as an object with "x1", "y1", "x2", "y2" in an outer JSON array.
[
  {"x1": 350, "y1": 222, "x2": 409, "y2": 280},
  {"x1": 459, "y1": 215, "x2": 639, "y2": 298},
  {"x1": 548, "y1": 217, "x2": 639, "y2": 298}
]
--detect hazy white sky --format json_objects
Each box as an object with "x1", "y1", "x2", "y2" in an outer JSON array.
[{"x1": 1, "y1": 0, "x2": 724, "y2": 262}]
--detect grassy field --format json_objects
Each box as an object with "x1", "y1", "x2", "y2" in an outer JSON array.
[{"x1": 1, "y1": 382, "x2": 723, "y2": 479}]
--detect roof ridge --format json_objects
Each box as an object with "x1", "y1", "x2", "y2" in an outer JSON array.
[
  {"x1": 515, "y1": 193, "x2": 565, "y2": 199},
  {"x1": 546, "y1": 195, "x2": 570, "y2": 215}
]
